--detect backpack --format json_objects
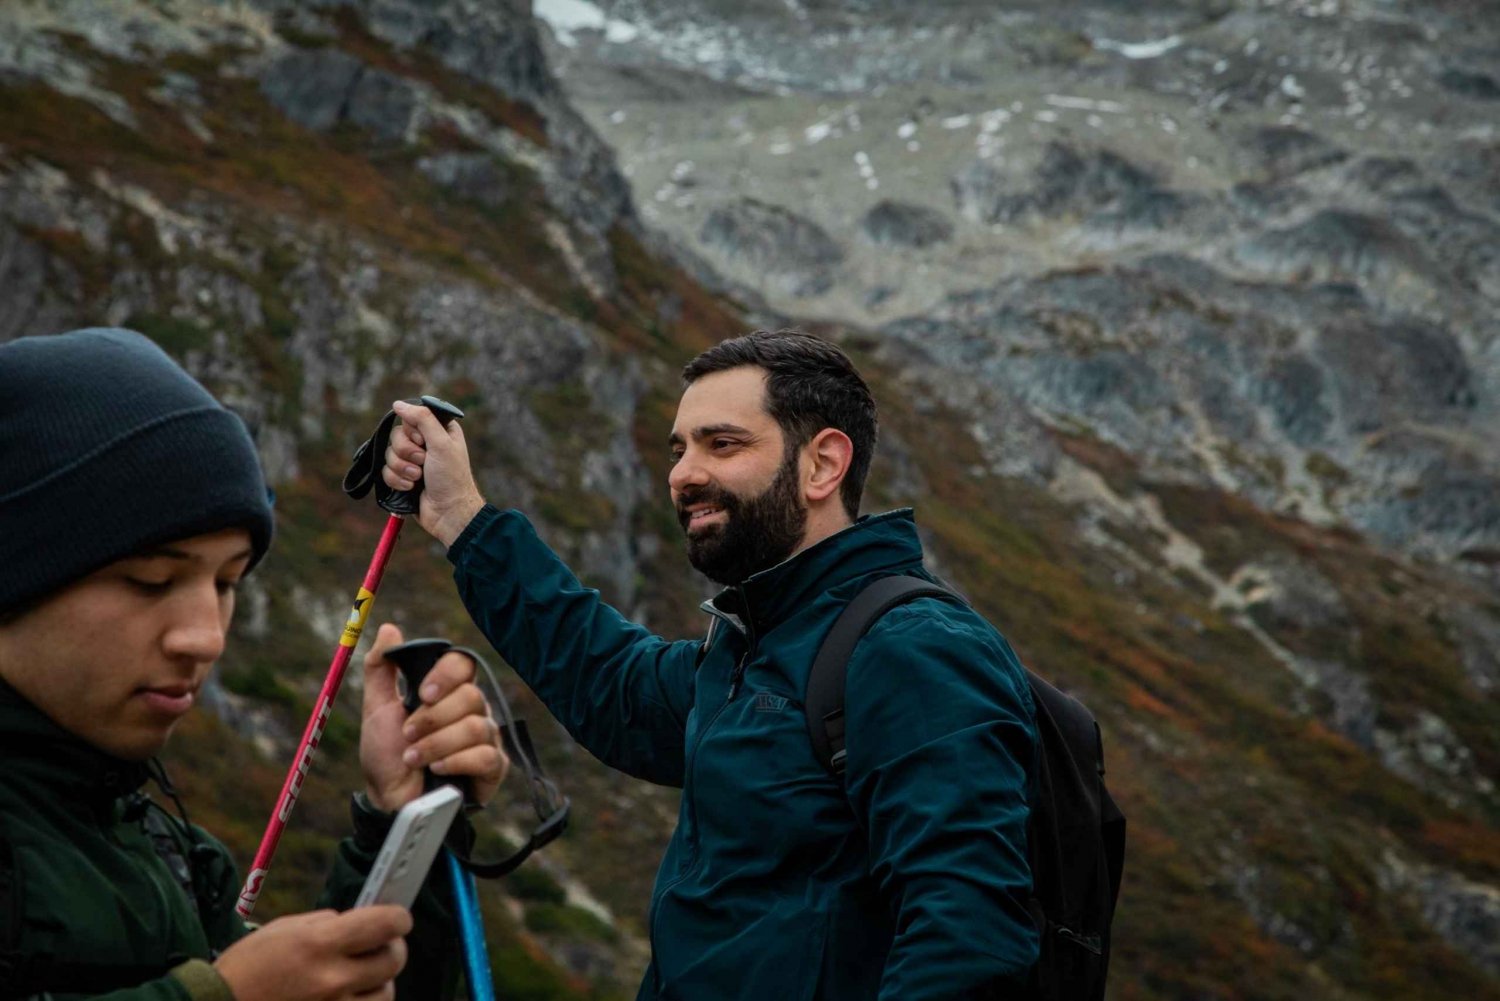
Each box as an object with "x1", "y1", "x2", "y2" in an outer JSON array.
[{"x1": 805, "y1": 576, "x2": 1126, "y2": 1000}]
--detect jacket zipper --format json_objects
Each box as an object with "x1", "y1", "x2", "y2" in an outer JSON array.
[{"x1": 647, "y1": 617, "x2": 757, "y2": 989}]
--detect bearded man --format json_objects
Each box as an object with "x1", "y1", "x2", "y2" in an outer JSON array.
[{"x1": 382, "y1": 329, "x2": 1040, "y2": 1000}]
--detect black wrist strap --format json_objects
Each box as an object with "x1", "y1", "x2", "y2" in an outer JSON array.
[{"x1": 343, "y1": 395, "x2": 464, "y2": 515}]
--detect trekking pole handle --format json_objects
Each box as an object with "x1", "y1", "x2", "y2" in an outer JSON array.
[
  {"x1": 380, "y1": 396, "x2": 464, "y2": 516},
  {"x1": 343, "y1": 396, "x2": 466, "y2": 516},
  {"x1": 383, "y1": 637, "x2": 479, "y2": 807}
]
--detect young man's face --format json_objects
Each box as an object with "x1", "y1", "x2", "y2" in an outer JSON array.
[
  {"x1": 0, "y1": 528, "x2": 253, "y2": 760},
  {"x1": 668, "y1": 366, "x2": 808, "y2": 585}
]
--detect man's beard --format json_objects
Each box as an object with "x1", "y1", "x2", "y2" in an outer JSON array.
[{"x1": 677, "y1": 453, "x2": 807, "y2": 586}]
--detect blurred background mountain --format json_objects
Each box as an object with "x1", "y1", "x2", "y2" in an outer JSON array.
[{"x1": 1, "y1": 0, "x2": 1497, "y2": 997}]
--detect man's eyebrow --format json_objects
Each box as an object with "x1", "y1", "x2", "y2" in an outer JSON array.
[
  {"x1": 133, "y1": 545, "x2": 255, "y2": 563},
  {"x1": 667, "y1": 423, "x2": 753, "y2": 447}
]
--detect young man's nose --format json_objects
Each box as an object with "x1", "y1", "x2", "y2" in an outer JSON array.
[{"x1": 161, "y1": 585, "x2": 229, "y2": 663}]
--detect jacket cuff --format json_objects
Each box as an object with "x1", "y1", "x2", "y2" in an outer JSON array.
[
  {"x1": 446, "y1": 503, "x2": 503, "y2": 564},
  {"x1": 170, "y1": 958, "x2": 235, "y2": 1001},
  {"x1": 350, "y1": 791, "x2": 398, "y2": 855}
]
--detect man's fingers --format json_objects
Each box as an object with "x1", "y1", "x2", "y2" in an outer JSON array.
[
  {"x1": 381, "y1": 426, "x2": 425, "y2": 492},
  {"x1": 361, "y1": 624, "x2": 405, "y2": 713},
  {"x1": 411, "y1": 650, "x2": 478, "y2": 707},
  {"x1": 404, "y1": 713, "x2": 502, "y2": 773},
  {"x1": 343, "y1": 938, "x2": 407, "y2": 995},
  {"x1": 404, "y1": 680, "x2": 486, "y2": 740},
  {"x1": 392, "y1": 400, "x2": 449, "y2": 452},
  {"x1": 387, "y1": 425, "x2": 425, "y2": 465},
  {"x1": 363, "y1": 622, "x2": 405, "y2": 666},
  {"x1": 331, "y1": 905, "x2": 412, "y2": 956},
  {"x1": 429, "y1": 738, "x2": 509, "y2": 783}
]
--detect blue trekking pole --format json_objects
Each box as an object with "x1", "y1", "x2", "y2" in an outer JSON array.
[
  {"x1": 384, "y1": 637, "x2": 571, "y2": 1000},
  {"x1": 445, "y1": 852, "x2": 494, "y2": 999}
]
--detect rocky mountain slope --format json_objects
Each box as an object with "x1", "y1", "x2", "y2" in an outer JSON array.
[{"x1": 2, "y1": 1, "x2": 1497, "y2": 998}]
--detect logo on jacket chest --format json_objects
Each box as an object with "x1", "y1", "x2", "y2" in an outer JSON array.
[{"x1": 752, "y1": 691, "x2": 790, "y2": 713}]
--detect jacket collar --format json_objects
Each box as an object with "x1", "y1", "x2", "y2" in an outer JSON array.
[
  {"x1": 707, "y1": 509, "x2": 926, "y2": 636},
  {"x1": 0, "y1": 677, "x2": 151, "y2": 805}
]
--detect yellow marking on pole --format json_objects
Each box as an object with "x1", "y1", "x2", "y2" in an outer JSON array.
[{"x1": 340, "y1": 588, "x2": 376, "y2": 647}]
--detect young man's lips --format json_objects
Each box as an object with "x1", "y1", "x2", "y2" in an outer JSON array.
[{"x1": 136, "y1": 686, "x2": 196, "y2": 715}]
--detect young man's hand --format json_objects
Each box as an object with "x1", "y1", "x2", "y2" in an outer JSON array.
[
  {"x1": 213, "y1": 906, "x2": 410, "y2": 1000},
  {"x1": 359, "y1": 623, "x2": 509, "y2": 813},
  {"x1": 381, "y1": 400, "x2": 486, "y2": 548}
]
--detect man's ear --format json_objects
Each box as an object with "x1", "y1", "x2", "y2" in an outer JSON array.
[{"x1": 803, "y1": 428, "x2": 854, "y2": 505}]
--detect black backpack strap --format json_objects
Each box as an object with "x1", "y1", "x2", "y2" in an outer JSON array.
[{"x1": 807, "y1": 575, "x2": 959, "y2": 776}]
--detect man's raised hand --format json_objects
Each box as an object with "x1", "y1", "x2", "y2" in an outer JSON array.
[{"x1": 382, "y1": 399, "x2": 486, "y2": 547}]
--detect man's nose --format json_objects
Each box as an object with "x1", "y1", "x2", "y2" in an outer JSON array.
[
  {"x1": 162, "y1": 584, "x2": 229, "y2": 664},
  {"x1": 668, "y1": 449, "x2": 709, "y2": 494}
]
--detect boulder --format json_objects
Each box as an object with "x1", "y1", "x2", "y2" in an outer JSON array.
[
  {"x1": 1437, "y1": 67, "x2": 1500, "y2": 101},
  {"x1": 951, "y1": 142, "x2": 1158, "y2": 224},
  {"x1": 344, "y1": 66, "x2": 426, "y2": 142},
  {"x1": 416, "y1": 152, "x2": 510, "y2": 208},
  {"x1": 699, "y1": 198, "x2": 844, "y2": 297},
  {"x1": 1253, "y1": 355, "x2": 1332, "y2": 447},
  {"x1": 257, "y1": 47, "x2": 364, "y2": 132},
  {"x1": 1235, "y1": 209, "x2": 1436, "y2": 298},
  {"x1": 861, "y1": 199, "x2": 953, "y2": 249},
  {"x1": 258, "y1": 47, "x2": 425, "y2": 142},
  {"x1": 1239, "y1": 125, "x2": 1347, "y2": 180}
]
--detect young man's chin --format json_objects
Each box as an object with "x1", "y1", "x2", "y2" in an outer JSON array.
[{"x1": 91, "y1": 718, "x2": 183, "y2": 762}]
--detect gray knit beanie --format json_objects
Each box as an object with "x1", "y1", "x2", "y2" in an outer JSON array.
[{"x1": 0, "y1": 328, "x2": 275, "y2": 613}]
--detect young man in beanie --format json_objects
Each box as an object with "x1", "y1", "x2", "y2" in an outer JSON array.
[
  {"x1": 382, "y1": 329, "x2": 1040, "y2": 999},
  {"x1": 0, "y1": 328, "x2": 508, "y2": 1000}
]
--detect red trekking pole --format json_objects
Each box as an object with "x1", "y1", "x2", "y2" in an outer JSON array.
[{"x1": 236, "y1": 396, "x2": 463, "y2": 917}]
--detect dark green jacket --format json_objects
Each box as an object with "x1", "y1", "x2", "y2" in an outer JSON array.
[
  {"x1": 450, "y1": 506, "x2": 1039, "y2": 1000},
  {"x1": 0, "y1": 681, "x2": 462, "y2": 1000}
]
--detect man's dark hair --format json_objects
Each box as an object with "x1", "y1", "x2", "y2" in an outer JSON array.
[{"x1": 682, "y1": 329, "x2": 878, "y2": 520}]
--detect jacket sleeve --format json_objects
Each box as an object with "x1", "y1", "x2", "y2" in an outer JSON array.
[
  {"x1": 447, "y1": 505, "x2": 700, "y2": 786},
  {"x1": 840, "y1": 600, "x2": 1040, "y2": 1001},
  {"x1": 28, "y1": 964, "x2": 229, "y2": 1001}
]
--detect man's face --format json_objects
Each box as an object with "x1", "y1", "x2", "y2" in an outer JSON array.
[
  {"x1": 669, "y1": 367, "x2": 808, "y2": 585},
  {"x1": 0, "y1": 528, "x2": 253, "y2": 760}
]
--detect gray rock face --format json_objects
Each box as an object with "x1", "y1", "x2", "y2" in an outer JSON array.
[
  {"x1": 416, "y1": 152, "x2": 511, "y2": 207},
  {"x1": 357, "y1": 0, "x2": 554, "y2": 106},
  {"x1": 699, "y1": 198, "x2": 844, "y2": 297},
  {"x1": 1235, "y1": 210, "x2": 1438, "y2": 301},
  {"x1": 861, "y1": 199, "x2": 952, "y2": 249},
  {"x1": 258, "y1": 47, "x2": 426, "y2": 142},
  {"x1": 1380, "y1": 853, "x2": 1500, "y2": 978},
  {"x1": 952, "y1": 142, "x2": 1159, "y2": 225},
  {"x1": 874, "y1": 251, "x2": 1500, "y2": 561},
  {"x1": 1240, "y1": 126, "x2": 1348, "y2": 180},
  {"x1": 1437, "y1": 67, "x2": 1500, "y2": 101},
  {"x1": 257, "y1": 47, "x2": 363, "y2": 131}
]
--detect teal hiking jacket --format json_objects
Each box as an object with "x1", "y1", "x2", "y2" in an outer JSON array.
[
  {"x1": 0, "y1": 680, "x2": 464, "y2": 1000},
  {"x1": 450, "y1": 506, "x2": 1040, "y2": 1000}
]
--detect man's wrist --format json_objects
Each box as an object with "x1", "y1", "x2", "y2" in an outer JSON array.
[{"x1": 434, "y1": 493, "x2": 486, "y2": 548}]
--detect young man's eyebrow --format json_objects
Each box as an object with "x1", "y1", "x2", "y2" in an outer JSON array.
[
  {"x1": 667, "y1": 423, "x2": 753, "y2": 447},
  {"x1": 133, "y1": 545, "x2": 255, "y2": 563}
]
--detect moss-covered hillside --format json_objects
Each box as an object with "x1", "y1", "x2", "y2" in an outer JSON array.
[{"x1": 0, "y1": 2, "x2": 1495, "y2": 998}]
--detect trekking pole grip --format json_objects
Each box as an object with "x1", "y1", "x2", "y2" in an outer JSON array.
[
  {"x1": 383, "y1": 637, "x2": 479, "y2": 807},
  {"x1": 343, "y1": 395, "x2": 465, "y2": 516},
  {"x1": 384, "y1": 396, "x2": 463, "y2": 516}
]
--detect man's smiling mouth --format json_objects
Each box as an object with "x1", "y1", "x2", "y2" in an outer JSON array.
[{"x1": 683, "y1": 504, "x2": 727, "y2": 531}]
